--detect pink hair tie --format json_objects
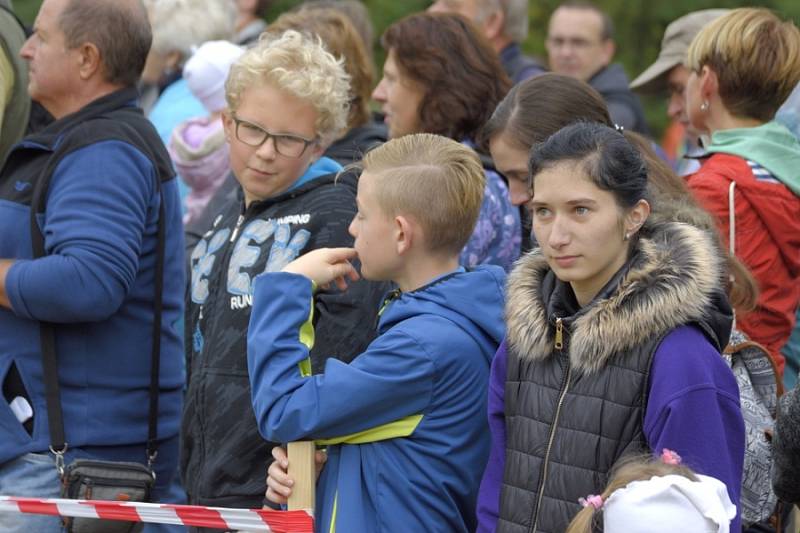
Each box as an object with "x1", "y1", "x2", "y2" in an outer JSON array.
[
  {"x1": 661, "y1": 448, "x2": 682, "y2": 465},
  {"x1": 578, "y1": 494, "x2": 604, "y2": 510}
]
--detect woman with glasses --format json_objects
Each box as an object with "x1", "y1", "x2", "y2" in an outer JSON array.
[{"x1": 180, "y1": 30, "x2": 387, "y2": 519}]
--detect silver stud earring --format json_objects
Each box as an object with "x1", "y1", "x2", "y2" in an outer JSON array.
[
  {"x1": 624, "y1": 232, "x2": 630, "y2": 241},
  {"x1": 700, "y1": 101, "x2": 709, "y2": 112}
]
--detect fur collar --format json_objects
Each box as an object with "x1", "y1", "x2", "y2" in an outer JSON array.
[{"x1": 505, "y1": 222, "x2": 725, "y2": 375}]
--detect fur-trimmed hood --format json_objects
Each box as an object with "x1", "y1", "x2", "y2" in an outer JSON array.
[{"x1": 505, "y1": 222, "x2": 732, "y2": 375}]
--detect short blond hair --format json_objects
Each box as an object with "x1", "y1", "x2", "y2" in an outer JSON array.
[
  {"x1": 225, "y1": 30, "x2": 351, "y2": 145},
  {"x1": 687, "y1": 8, "x2": 800, "y2": 122},
  {"x1": 361, "y1": 134, "x2": 485, "y2": 255}
]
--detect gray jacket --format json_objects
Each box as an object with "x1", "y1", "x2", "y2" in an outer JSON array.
[
  {"x1": 773, "y1": 385, "x2": 800, "y2": 505},
  {"x1": 589, "y1": 63, "x2": 649, "y2": 135},
  {"x1": 498, "y1": 222, "x2": 733, "y2": 533}
]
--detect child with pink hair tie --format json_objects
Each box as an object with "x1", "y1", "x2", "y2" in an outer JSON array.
[{"x1": 567, "y1": 450, "x2": 736, "y2": 533}]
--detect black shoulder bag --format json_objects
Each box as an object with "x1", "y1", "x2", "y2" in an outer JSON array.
[{"x1": 30, "y1": 153, "x2": 166, "y2": 533}]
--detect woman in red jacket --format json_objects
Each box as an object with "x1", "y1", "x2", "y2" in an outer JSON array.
[{"x1": 684, "y1": 8, "x2": 800, "y2": 373}]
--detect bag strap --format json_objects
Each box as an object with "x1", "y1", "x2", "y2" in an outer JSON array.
[
  {"x1": 147, "y1": 192, "x2": 165, "y2": 466},
  {"x1": 29, "y1": 156, "x2": 67, "y2": 472},
  {"x1": 724, "y1": 338, "x2": 786, "y2": 398},
  {"x1": 30, "y1": 144, "x2": 165, "y2": 473},
  {"x1": 728, "y1": 181, "x2": 737, "y2": 331},
  {"x1": 726, "y1": 180, "x2": 785, "y2": 399}
]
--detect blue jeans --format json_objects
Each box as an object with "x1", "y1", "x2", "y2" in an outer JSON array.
[{"x1": 0, "y1": 435, "x2": 187, "y2": 533}]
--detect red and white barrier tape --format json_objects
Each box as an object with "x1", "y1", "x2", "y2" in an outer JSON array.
[{"x1": 0, "y1": 496, "x2": 313, "y2": 532}]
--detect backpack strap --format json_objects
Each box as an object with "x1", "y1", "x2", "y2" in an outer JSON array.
[
  {"x1": 724, "y1": 338, "x2": 785, "y2": 399},
  {"x1": 726, "y1": 180, "x2": 786, "y2": 399},
  {"x1": 728, "y1": 181, "x2": 737, "y2": 331}
]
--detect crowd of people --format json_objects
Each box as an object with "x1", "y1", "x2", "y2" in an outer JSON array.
[{"x1": 0, "y1": 1, "x2": 799, "y2": 532}]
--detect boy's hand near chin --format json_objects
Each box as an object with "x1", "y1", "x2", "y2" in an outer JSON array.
[{"x1": 282, "y1": 248, "x2": 361, "y2": 291}]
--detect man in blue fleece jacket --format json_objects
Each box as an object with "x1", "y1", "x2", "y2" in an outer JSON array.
[
  {"x1": 249, "y1": 134, "x2": 506, "y2": 532},
  {"x1": 0, "y1": 1, "x2": 185, "y2": 530}
]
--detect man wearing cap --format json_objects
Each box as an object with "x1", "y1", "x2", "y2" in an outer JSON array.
[{"x1": 630, "y1": 9, "x2": 729, "y2": 175}]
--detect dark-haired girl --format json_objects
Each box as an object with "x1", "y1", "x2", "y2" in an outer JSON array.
[{"x1": 477, "y1": 122, "x2": 744, "y2": 533}]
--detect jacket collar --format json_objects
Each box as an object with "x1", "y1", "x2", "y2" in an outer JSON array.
[
  {"x1": 505, "y1": 222, "x2": 730, "y2": 374},
  {"x1": 238, "y1": 160, "x2": 345, "y2": 216},
  {"x1": 706, "y1": 121, "x2": 800, "y2": 196},
  {"x1": 27, "y1": 87, "x2": 140, "y2": 149}
]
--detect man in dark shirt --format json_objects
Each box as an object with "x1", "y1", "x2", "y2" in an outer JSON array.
[{"x1": 546, "y1": 1, "x2": 649, "y2": 134}]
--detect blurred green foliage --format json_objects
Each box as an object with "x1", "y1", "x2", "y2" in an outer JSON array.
[
  {"x1": 12, "y1": 0, "x2": 799, "y2": 138},
  {"x1": 12, "y1": 0, "x2": 40, "y2": 23}
]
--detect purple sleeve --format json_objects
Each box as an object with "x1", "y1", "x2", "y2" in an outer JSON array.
[
  {"x1": 459, "y1": 171, "x2": 521, "y2": 272},
  {"x1": 476, "y1": 339, "x2": 508, "y2": 533},
  {"x1": 644, "y1": 325, "x2": 745, "y2": 531}
]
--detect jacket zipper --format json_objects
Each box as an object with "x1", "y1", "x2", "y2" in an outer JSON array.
[
  {"x1": 373, "y1": 288, "x2": 402, "y2": 329},
  {"x1": 554, "y1": 317, "x2": 563, "y2": 350},
  {"x1": 67, "y1": 476, "x2": 151, "y2": 500},
  {"x1": 64, "y1": 460, "x2": 153, "y2": 473},
  {"x1": 529, "y1": 317, "x2": 572, "y2": 533},
  {"x1": 193, "y1": 208, "x2": 248, "y2": 500}
]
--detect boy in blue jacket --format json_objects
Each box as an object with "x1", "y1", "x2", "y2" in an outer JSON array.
[{"x1": 247, "y1": 133, "x2": 506, "y2": 532}]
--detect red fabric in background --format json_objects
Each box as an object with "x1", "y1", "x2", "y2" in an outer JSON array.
[{"x1": 687, "y1": 153, "x2": 800, "y2": 374}]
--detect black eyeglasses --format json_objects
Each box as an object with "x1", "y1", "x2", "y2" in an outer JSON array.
[{"x1": 232, "y1": 116, "x2": 318, "y2": 158}]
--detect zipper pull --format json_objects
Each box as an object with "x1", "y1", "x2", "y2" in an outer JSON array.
[
  {"x1": 229, "y1": 214, "x2": 245, "y2": 243},
  {"x1": 554, "y1": 317, "x2": 563, "y2": 350}
]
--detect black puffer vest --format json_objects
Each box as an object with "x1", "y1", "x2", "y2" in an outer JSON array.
[{"x1": 498, "y1": 222, "x2": 731, "y2": 533}]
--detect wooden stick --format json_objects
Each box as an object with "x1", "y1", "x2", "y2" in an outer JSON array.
[{"x1": 287, "y1": 441, "x2": 316, "y2": 511}]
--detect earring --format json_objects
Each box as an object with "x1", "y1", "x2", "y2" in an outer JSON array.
[
  {"x1": 700, "y1": 101, "x2": 709, "y2": 112},
  {"x1": 623, "y1": 232, "x2": 630, "y2": 241}
]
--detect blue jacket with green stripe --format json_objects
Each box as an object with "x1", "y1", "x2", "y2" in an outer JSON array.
[{"x1": 248, "y1": 266, "x2": 506, "y2": 532}]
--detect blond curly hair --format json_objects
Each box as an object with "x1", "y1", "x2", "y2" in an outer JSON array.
[{"x1": 225, "y1": 30, "x2": 351, "y2": 145}]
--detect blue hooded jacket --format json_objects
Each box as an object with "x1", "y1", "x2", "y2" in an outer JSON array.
[{"x1": 248, "y1": 266, "x2": 506, "y2": 532}]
